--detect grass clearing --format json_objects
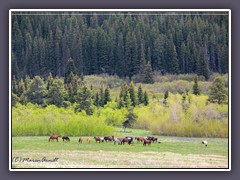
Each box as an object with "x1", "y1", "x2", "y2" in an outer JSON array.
[{"x1": 11, "y1": 132, "x2": 228, "y2": 169}]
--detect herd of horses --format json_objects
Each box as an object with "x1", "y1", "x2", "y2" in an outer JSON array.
[{"x1": 48, "y1": 135, "x2": 160, "y2": 146}]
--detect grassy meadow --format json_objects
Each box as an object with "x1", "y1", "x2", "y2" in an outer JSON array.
[{"x1": 11, "y1": 128, "x2": 228, "y2": 169}]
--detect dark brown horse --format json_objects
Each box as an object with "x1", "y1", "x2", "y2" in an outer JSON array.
[
  {"x1": 49, "y1": 135, "x2": 61, "y2": 142},
  {"x1": 135, "y1": 137, "x2": 145, "y2": 143},
  {"x1": 94, "y1": 136, "x2": 104, "y2": 143},
  {"x1": 104, "y1": 136, "x2": 114, "y2": 142},
  {"x1": 121, "y1": 137, "x2": 133, "y2": 145},
  {"x1": 62, "y1": 136, "x2": 70, "y2": 142},
  {"x1": 147, "y1": 136, "x2": 158, "y2": 143},
  {"x1": 143, "y1": 139, "x2": 151, "y2": 146}
]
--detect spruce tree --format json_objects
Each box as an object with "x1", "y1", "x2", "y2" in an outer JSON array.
[
  {"x1": 129, "y1": 81, "x2": 137, "y2": 106},
  {"x1": 137, "y1": 84, "x2": 144, "y2": 104},
  {"x1": 143, "y1": 90, "x2": 149, "y2": 106},
  {"x1": 193, "y1": 75, "x2": 201, "y2": 95},
  {"x1": 208, "y1": 77, "x2": 227, "y2": 104},
  {"x1": 104, "y1": 86, "x2": 111, "y2": 105}
]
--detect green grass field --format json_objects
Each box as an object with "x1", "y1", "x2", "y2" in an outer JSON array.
[{"x1": 11, "y1": 128, "x2": 229, "y2": 169}]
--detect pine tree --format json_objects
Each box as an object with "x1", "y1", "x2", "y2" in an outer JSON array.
[
  {"x1": 137, "y1": 84, "x2": 144, "y2": 104},
  {"x1": 46, "y1": 72, "x2": 54, "y2": 90},
  {"x1": 164, "y1": 90, "x2": 169, "y2": 105},
  {"x1": 208, "y1": 77, "x2": 227, "y2": 104},
  {"x1": 64, "y1": 57, "x2": 77, "y2": 84},
  {"x1": 142, "y1": 62, "x2": 154, "y2": 84},
  {"x1": 75, "y1": 85, "x2": 94, "y2": 115},
  {"x1": 193, "y1": 75, "x2": 201, "y2": 95},
  {"x1": 47, "y1": 78, "x2": 65, "y2": 107},
  {"x1": 94, "y1": 92, "x2": 100, "y2": 107},
  {"x1": 129, "y1": 81, "x2": 137, "y2": 106},
  {"x1": 143, "y1": 90, "x2": 149, "y2": 106},
  {"x1": 122, "y1": 108, "x2": 137, "y2": 133},
  {"x1": 104, "y1": 86, "x2": 111, "y2": 105}
]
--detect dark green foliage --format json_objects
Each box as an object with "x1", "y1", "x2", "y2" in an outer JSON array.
[
  {"x1": 64, "y1": 57, "x2": 77, "y2": 84},
  {"x1": 142, "y1": 61, "x2": 154, "y2": 84},
  {"x1": 137, "y1": 84, "x2": 144, "y2": 105},
  {"x1": 12, "y1": 13, "x2": 228, "y2": 80},
  {"x1": 47, "y1": 78, "x2": 66, "y2": 107},
  {"x1": 143, "y1": 91, "x2": 149, "y2": 106},
  {"x1": 193, "y1": 75, "x2": 201, "y2": 95},
  {"x1": 75, "y1": 85, "x2": 94, "y2": 115},
  {"x1": 129, "y1": 81, "x2": 137, "y2": 106},
  {"x1": 208, "y1": 77, "x2": 227, "y2": 104},
  {"x1": 26, "y1": 76, "x2": 47, "y2": 106},
  {"x1": 104, "y1": 86, "x2": 111, "y2": 105},
  {"x1": 122, "y1": 108, "x2": 138, "y2": 133},
  {"x1": 12, "y1": 93, "x2": 20, "y2": 106},
  {"x1": 164, "y1": 90, "x2": 169, "y2": 105}
]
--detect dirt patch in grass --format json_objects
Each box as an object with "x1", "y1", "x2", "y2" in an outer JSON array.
[{"x1": 12, "y1": 150, "x2": 228, "y2": 169}]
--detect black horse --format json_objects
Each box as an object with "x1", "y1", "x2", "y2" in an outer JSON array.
[{"x1": 62, "y1": 136, "x2": 70, "y2": 142}]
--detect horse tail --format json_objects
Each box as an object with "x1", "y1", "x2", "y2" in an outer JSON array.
[{"x1": 49, "y1": 137, "x2": 51, "y2": 142}]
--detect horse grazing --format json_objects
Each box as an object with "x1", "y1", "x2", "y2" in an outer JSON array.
[
  {"x1": 202, "y1": 140, "x2": 208, "y2": 147},
  {"x1": 104, "y1": 136, "x2": 114, "y2": 142},
  {"x1": 113, "y1": 138, "x2": 122, "y2": 145},
  {"x1": 94, "y1": 136, "x2": 104, "y2": 143},
  {"x1": 87, "y1": 137, "x2": 91, "y2": 144},
  {"x1": 143, "y1": 139, "x2": 151, "y2": 146},
  {"x1": 62, "y1": 136, "x2": 70, "y2": 142},
  {"x1": 78, "y1": 137, "x2": 84, "y2": 144},
  {"x1": 121, "y1": 136, "x2": 133, "y2": 145},
  {"x1": 146, "y1": 136, "x2": 158, "y2": 143},
  {"x1": 135, "y1": 137, "x2": 145, "y2": 143},
  {"x1": 49, "y1": 135, "x2": 61, "y2": 142}
]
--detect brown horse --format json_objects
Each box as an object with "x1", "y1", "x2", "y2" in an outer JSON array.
[
  {"x1": 135, "y1": 137, "x2": 145, "y2": 143},
  {"x1": 78, "y1": 137, "x2": 84, "y2": 143},
  {"x1": 94, "y1": 136, "x2": 104, "y2": 143},
  {"x1": 104, "y1": 136, "x2": 114, "y2": 142},
  {"x1": 121, "y1": 137, "x2": 133, "y2": 145},
  {"x1": 49, "y1": 135, "x2": 61, "y2": 142},
  {"x1": 143, "y1": 139, "x2": 151, "y2": 146},
  {"x1": 87, "y1": 137, "x2": 91, "y2": 144}
]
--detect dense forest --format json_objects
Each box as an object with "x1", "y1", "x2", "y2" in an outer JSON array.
[{"x1": 11, "y1": 11, "x2": 229, "y2": 80}]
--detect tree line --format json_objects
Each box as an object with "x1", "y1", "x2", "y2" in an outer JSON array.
[
  {"x1": 12, "y1": 12, "x2": 229, "y2": 81},
  {"x1": 12, "y1": 73, "x2": 150, "y2": 115}
]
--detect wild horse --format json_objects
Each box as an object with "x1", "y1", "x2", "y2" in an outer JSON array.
[{"x1": 49, "y1": 135, "x2": 61, "y2": 142}]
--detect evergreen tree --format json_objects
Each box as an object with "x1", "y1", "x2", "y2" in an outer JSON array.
[
  {"x1": 137, "y1": 84, "x2": 144, "y2": 104},
  {"x1": 208, "y1": 77, "x2": 227, "y2": 104},
  {"x1": 143, "y1": 90, "x2": 149, "y2": 106},
  {"x1": 64, "y1": 57, "x2": 77, "y2": 84},
  {"x1": 193, "y1": 75, "x2": 201, "y2": 95},
  {"x1": 104, "y1": 86, "x2": 111, "y2": 105},
  {"x1": 46, "y1": 72, "x2": 54, "y2": 90},
  {"x1": 129, "y1": 81, "x2": 137, "y2": 106},
  {"x1": 122, "y1": 108, "x2": 137, "y2": 133},
  {"x1": 47, "y1": 78, "x2": 65, "y2": 107},
  {"x1": 26, "y1": 76, "x2": 47, "y2": 106},
  {"x1": 94, "y1": 92, "x2": 99, "y2": 107},
  {"x1": 75, "y1": 85, "x2": 94, "y2": 115},
  {"x1": 164, "y1": 90, "x2": 169, "y2": 105},
  {"x1": 142, "y1": 62, "x2": 154, "y2": 84}
]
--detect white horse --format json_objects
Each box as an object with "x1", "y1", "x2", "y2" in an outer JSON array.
[{"x1": 202, "y1": 140, "x2": 208, "y2": 147}]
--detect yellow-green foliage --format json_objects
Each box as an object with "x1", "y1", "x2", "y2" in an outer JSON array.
[
  {"x1": 12, "y1": 103, "x2": 114, "y2": 136},
  {"x1": 134, "y1": 93, "x2": 228, "y2": 138}
]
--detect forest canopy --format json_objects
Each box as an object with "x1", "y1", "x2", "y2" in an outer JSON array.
[{"x1": 11, "y1": 11, "x2": 229, "y2": 80}]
